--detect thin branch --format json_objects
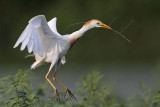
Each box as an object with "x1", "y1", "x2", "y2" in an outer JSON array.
[{"x1": 120, "y1": 18, "x2": 134, "y2": 33}]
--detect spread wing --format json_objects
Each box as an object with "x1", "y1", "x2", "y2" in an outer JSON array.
[
  {"x1": 13, "y1": 15, "x2": 62, "y2": 57},
  {"x1": 48, "y1": 17, "x2": 61, "y2": 36}
]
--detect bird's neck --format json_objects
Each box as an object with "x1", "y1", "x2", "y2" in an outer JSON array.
[{"x1": 68, "y1": 25, "x2": 92, "y2": 41}]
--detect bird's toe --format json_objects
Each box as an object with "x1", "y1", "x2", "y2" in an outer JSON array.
[
  {"x1": 54, "y1": 89, "x2": 61, "y2": 103},
  {"x1": 64, "y1": 88, "x2": 77, "y2": 101}
]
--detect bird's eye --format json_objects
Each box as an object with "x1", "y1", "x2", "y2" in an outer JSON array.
[{"x1": 97, "y1": 22, "x2": 100, "y2": 25}]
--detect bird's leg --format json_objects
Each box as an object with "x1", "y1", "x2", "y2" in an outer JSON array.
[
  {"x1": 53, "y1": 71, "x2": 77, "y2": 101},
  {"x1": 45, "y1": 70, "x2": 60, "y2": 102}
]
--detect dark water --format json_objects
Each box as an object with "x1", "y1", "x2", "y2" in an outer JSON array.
[{"x1": 1, "y1": 62, "x2": 160, "y2": 99}]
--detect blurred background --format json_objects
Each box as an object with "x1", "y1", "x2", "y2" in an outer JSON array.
[{"x1": 1, "y1": 0, "x2": 160, "y2": 100}]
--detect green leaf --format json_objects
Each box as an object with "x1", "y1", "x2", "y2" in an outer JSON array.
[{"x1": 6, "y1": 85, "x2": 14, "y2": 94}]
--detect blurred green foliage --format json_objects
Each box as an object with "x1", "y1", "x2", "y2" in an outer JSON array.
[
  {"x1": 1, "y1": 70, "x2": 160, "y2": 106},
  {"x1": 0, "y1": 70, "x2": 40, "y2": 106},
  {"x1": 1, "y1": 0, "x2": 160, "y2": 64}
]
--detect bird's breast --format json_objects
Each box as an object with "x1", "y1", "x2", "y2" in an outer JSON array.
[
  {"x1": 70, "y1": 38, "x2": 79, "y2": 49},
  {"x1": 44, "y1": 41, "x2": 70, "y2": 63}
]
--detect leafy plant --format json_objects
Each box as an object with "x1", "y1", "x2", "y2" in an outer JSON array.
[
  {"x1": 151, "y1": 90, "x2": 160, "y2": 107},
  {"x1": 0, "y1": 70, "x2": 41, "y2": 107},
  {"x1": 75, "y1": 71, "x2": 121, "y2": 107},
  {"x1": 1, "y1": 69, "x2": 160, "y2": 107}
]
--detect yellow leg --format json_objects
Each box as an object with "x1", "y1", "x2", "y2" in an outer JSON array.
[
  {"x1": 45, "y1": 70, "x2": 60, "y2": 102},
  {"x1": 45, "y1": 70, "x2": 56, "y2": 90},
  {"x1": 53, "y1": 71, "x2": 77, "y2": 100},
  {"x1": 53, "y1": 71, "x2": 67, "y2": 89}
]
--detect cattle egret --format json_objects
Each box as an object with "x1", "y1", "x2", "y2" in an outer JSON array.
[{"x1": 13, "y1": 15, "x2": 131, "y2": 101}]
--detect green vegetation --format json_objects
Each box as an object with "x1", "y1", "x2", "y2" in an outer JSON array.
[{"x1": 0, "y1": 70, "x2": 160, "y2": 107}]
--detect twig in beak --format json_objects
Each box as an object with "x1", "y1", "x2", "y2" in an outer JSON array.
[
  {"x1": 110, "y1": 29, "x2": 131, "y2": 43},
  {"x1": 120, "y1": 18, "x2": 134, "y2": 33}
]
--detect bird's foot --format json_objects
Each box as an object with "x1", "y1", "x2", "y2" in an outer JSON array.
[
  {"x1": 54, "y1": 89, "x2": 60, "y2": 102},
  {"x1": 64, "y1": 88, "x2": 77, "y2": 101}
]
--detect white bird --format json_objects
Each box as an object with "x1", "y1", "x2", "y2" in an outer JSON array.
[{"x1": 13, "y1": 15, "x2": 131, "y2": 101}]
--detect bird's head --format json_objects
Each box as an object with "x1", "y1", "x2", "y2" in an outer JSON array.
[
  {"x1": 83, "y1": 19, "x2": 131, "y2": 43},
  {"x1": 83, "y1": 19, "x2": 111, "y2": 29}
]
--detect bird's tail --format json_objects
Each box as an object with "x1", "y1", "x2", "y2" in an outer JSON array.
[
  {"x1": 31, "y1": 60, "x2": 44, "y2": 69},
  {"x1": 25, "y1": 54, "x2": 34, "y2": 58}
]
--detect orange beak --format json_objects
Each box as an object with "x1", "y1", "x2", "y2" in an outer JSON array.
[{"x1": 99, "y1": 23, "x2": 112, "y2": 29}]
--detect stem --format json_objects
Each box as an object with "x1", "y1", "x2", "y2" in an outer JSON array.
[{"x1": 110, "y1": 29, "x2": 132, "y2": 43}]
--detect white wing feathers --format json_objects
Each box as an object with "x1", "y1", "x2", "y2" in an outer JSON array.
[
  {"x1": 48, "y1": 17, "x2": 61, "y2": 36},
  {"x1": 13, "y1": 15, "x2": 61, "y2": 57}
]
